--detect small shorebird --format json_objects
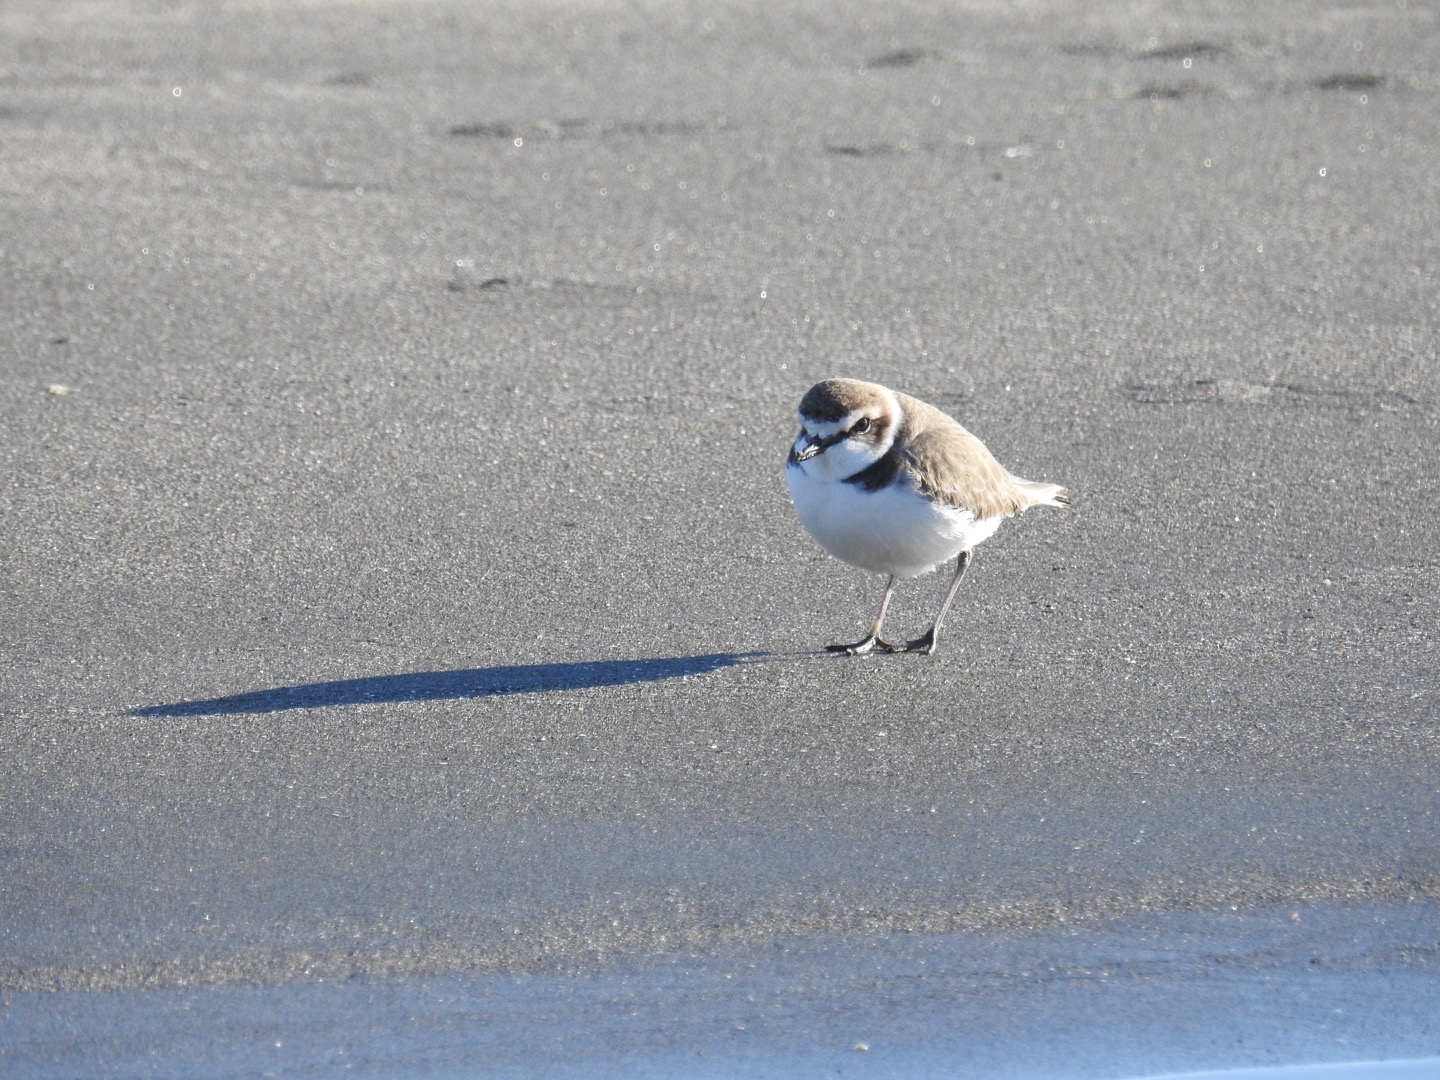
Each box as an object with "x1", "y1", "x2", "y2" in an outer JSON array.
[{"x1": 785, "y1": 378, "x2": 1069, "y2": 655}]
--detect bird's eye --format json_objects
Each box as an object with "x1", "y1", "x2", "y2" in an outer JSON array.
[{"x1": 852, "y1": 417, "x2": 872, "y2": 435}]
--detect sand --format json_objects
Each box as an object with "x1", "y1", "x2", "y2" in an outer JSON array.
[{"x1": 1, "y1": 0, "x2": 1437, "y2": 1075}]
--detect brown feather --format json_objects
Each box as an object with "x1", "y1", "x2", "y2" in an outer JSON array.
[
  {"x1": 895, "y1": 392, "x2": 1032, "y2": 520},
  {"x1": 796, "y1": 381, "x2": 1069, "y2": 519}
]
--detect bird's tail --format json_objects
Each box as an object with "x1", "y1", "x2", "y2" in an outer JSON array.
[{"x1": 1014, "y1": 479, "x2": 1070, "y2": 508}]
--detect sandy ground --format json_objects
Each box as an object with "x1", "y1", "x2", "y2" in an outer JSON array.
[{"x1": 1, "y1": 0, "x2": 1437, "y2": 1075}]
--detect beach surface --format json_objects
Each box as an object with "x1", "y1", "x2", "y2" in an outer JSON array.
[{"x1": 1, "y1": 0, "x2": 1437, "y2": 1075}]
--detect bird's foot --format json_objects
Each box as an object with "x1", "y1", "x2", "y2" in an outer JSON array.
[
  {"x1": 825, "y1": 634, "x2": 897, "y2": 656},
  {"x1": 900, "y1": 627, "x2": 938, "y2": 655}
]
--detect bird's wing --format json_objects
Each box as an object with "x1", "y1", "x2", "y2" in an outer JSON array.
[{"x1": 896, "y1": 397, "x2": 1027, "y2": 520}]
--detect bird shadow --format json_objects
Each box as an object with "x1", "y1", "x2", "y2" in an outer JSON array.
[{"x1": 131, "y1": 652, "x2": 763, "y2": 717}]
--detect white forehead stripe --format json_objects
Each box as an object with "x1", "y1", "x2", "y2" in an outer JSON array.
[{"x1": 798, "y1": 409, "x2": 871, "y2": 435}]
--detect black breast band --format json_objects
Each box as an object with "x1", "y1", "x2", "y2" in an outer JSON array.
[{"x1": 842, "y1": 451, "x2": 905, "y2": 492}]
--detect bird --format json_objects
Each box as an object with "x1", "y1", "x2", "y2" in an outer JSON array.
[{"x1": 785, "y1": 378, "x2": 1068, "y2": 656}]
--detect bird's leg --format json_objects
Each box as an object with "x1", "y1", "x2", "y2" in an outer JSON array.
[
  {"x1": 827, "y1": 575, "x2": 899, "y2": 655},
  {"x1": 904, "y1": 549, "x2": 972, "y2": 655}
]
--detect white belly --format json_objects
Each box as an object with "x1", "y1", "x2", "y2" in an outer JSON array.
[{"x1": 787, "y1": 462, "x2": 1002, "y2": 578}]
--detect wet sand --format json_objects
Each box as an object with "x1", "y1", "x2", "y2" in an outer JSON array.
[
  {"x1": 6, "y1": 903, "x2": 1438, "y2": 1077},
  {"x1": 1, "y1": 0, "x2": 1437, "y2": 1074}
]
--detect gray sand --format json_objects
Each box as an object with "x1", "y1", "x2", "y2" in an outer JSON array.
[{"x1": 1, "y1": 0, "x2": 1437, "y2": 1075}]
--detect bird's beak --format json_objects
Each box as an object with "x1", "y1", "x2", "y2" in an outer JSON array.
[
  {"x1": 794, "y1": 429, "x2": 851, "y2": 463},
  {"x1": 793, "y1": 436, "x2": 824, "y2": 462}
]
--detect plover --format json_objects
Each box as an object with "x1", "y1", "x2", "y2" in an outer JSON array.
[{"x1": 786, "y1": 378, "x2": 1069, "y2": 655}]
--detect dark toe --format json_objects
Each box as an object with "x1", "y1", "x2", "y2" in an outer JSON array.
[
  {"x1": 902, "y1": 629, "x2": 937, "y2": 654},
  {"x1": 825, "y1": 635, "x2": 897, "y2": 656}
]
